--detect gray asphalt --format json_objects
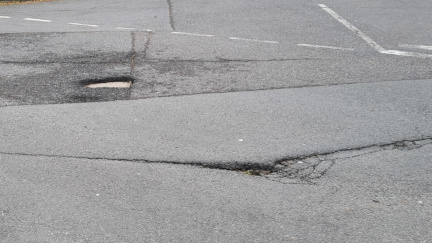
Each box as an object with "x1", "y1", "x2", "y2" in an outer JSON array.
[
  {"x1": 1, "y1": 0, "x2": 431, "y2": 242},
  {"x1": 1, "y1": 143, "x2": 431, "y2": 242},
  {"x1": 1, "y1": 79, "x2": 432, "y2": 168},
  {"x1": 1, "y1": 30, "x2": 432, "y2": 105}
]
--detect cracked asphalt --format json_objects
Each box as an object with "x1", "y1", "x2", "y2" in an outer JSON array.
[
  {"x1": 1, "y1": 142, "x2": 431, "y2": 242},
  {"x1": 1, "y1": 0, "x2": 432, "y2": 242}
]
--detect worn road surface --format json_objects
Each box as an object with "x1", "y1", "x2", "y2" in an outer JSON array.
[{"x1": 1, "y1": 0, "x2": 431, "y2": 242}]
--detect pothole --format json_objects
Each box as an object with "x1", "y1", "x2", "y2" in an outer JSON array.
[{"x1": 80, "y1": 76, "x2": 134, "y2": 89}]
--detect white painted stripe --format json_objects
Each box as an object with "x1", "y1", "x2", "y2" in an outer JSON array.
[
  {"x1": 298, "y1": 44, "x2": 354, "y2": 51},
  {"x1": 0, "y1": 16, "x2": 11, "y2": 19},
  {"x1": 68, "y1": 22, "x2": 99, "y2": 27},
  {"x1": 116, "y1": 27, "x2": 136, "y2": 30},
  {"x1": 171, "y1": 32, "x2": 214, "y2": 37},
  {"x1": 380, "y1": 50, "x2": 432, "y2": 58},
  {"x1": 116, "y1": 27, "x2": 152, "y2": 32},
  {"x1": 85, "y1": 82, "x2": 131, "y2": 88},
  {"x1": 318, "y1": 4, "x2": 385, "y2": 52},
  {"x1": 399, "y1": 44, "x2": 432, "y2": 51},
  {"x1": 318, "y1": 4, "x2": 431, "y2": 59},
  {"x1": 229, "y1": 37, "x2": 279, "y2": 44},
  {"x1": 24, "y1": 18, "x2": 51, "y2": 23}
]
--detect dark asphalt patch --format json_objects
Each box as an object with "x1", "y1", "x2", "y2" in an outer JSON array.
[
  {"x1": 0, "y1": 63, "x2": 132, "y2": 105},
  {"x1": 0, "y1": 31, "x2": 135, "y2": 106},
  {"x1": 2, "y1": 31, "x2": 432, "y2": 106}
]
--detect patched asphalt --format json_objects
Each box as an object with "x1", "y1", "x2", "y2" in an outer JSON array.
[
  {"x1": 1, "y1": 31, "x2": 432, "y2": 106},
  {"x1": 1, "y1": 0, "x2": 432, "y2": 242}
]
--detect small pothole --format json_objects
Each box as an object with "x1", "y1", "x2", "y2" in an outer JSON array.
[{"x1": 80, "y1": 76, "x2": 134, "y2": 89}]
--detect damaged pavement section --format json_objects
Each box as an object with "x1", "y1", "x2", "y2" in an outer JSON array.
[
  {"x1": 0, "y1": 31, "x2": 148, "y2": 105},
  {"x1": 1, "y1": 142, "x2": 431, "y2": 242},
  {"x1": 251, "y1": 138, "x2": 432, "y2": 184},
  {"x1": 2, "y1": 31, "x2": 432, "y2": 106},
  {"x1": 0, "y1": 79, "x2": 431, "y2": 170}
]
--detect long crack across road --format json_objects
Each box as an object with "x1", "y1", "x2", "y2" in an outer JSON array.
[{"x1": 0, "y1": 138, "x2": 430, "y2": 184}]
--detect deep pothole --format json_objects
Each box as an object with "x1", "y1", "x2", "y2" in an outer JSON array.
[{"x1": 80, "y1": 76, "x2": 134, "y2": 88}]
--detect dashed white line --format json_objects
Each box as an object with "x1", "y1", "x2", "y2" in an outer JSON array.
[
  {"x1": 298, "y1": 44, "x2": 354, "y2": 51},
  {"x1": 115, "y1": 27, "x2": 136, "y2": 30},
  {"x1": 116, "y1": 27, "x2": 152, "y2": 32},
  {"x1": 229, "y1": 37, "x2": 279, "y2": 44},
  {"x1": 85, "y1": 82, "x2": 132, "y2": 88},
  {"x1": 399, "y1": 44, "x2": 432, "y2": 51},
  {"x1": 318, "y1": 4, "x2": 385, "y2": 52},
  {"x1": 68, "y1": 22, "x2": 99, "y2": 27},
  {"x1": 0, "y1": 16, "x2": 11, "y2": 19},
  {"x1": 171, "y1": 31, "x2": 214, "y2": 37},
  {"x1": 24, "y1": 18, "x2": 51, "y2": 23}
]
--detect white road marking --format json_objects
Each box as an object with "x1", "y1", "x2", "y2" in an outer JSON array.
[
  {"x1": 229, "y1": 37, "x2": 279, "y2": 44},
  {"x1": 85, "y1": 82, "x2": 132, "y2": 88},
  {"x1": 24, "y1": 18, "x2": 51, "y2": 23},
  {"x1": 381, "y1": 50, "x2": 432, "y2": 58},
  {"x1": 68, "y1": 22, "x2": 99, "y2": 27},
  {"x1": 399, "y1": 44, "x2": 432, "y2": 51},
  {"x1": 6, "y1": 10, "x2": 431, "y2": 59},
  {"x1": 298, "y1": 44, "x2": 354, "y2": 51},
  {"x1": 318, "y1": 4, "x2": 385, "y2": 52},
  {"x1": 318, "y1": 4, "x2": 432, "y2": 59},
  {"x1": 116, "y1": 27, "x2": 136, "y2": 30},
  {"x1": 171, "y1": 31, "x2": 214, "y2": 37}
]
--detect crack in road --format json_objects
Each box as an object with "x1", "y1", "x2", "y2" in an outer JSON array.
[
  {"x1": 0, "y1": 61, "x2": 131, "y2": 64},
  {"x1": 142, "y1": 32, "x2": 153, "y2": 60},
  {"x1": 130, "y1": 31, "x2": 136, "y2": 76},
  {"x1": 145, "y1": 58, "x2": 322, "y2": 63},
  {"x1": 166, "y1": 0, "x2": 175, "y2": 31},
  {"x1": 0, "y1": 138, "x2": 431, "y2": 184},
  {"x1": 253, "y1": 137, "x2": 432, "y2": 184}
]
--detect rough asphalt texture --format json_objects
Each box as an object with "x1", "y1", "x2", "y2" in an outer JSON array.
[
  {"x1": 1, "y1": 31, "x2": 432, "y2": 105},
  {"x1": 1, "y1": 144, "x2": 431, "y2": 242},
  {"x1": 0, "y1": 0, "x2": 431, "y2": 242},
  {"x1": 1, "y1": 79, "x2": 432, "y2": 169}
]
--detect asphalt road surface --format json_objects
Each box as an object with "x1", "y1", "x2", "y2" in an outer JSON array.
[
  {"x1": 1, "y1": 0, "x2": 432, "y2": 105},
  {"x1": 0, "y1": 0, "x2": 431, "y2": 242}
]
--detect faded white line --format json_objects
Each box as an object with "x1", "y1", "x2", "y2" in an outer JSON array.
[
  {"x1": 171, "y1": 31, "x2": 214, "y2": 37},
  {"x1": 298, "y1": 44, "x2": 354, "y2": 51},
  {"x1": 0, "y1": 16, "x2": 11, "y2": 19},
  {"x1": 116, "y1": 27, "x2": 136, "y2": 30},
  {"x1": 24, "y1": 18, "x2": 51, "y2": 23},
  {"x1": 68, "y1": 22, "x2": 99, "y2": 27},
  {"x1": 229, "y1": 37, "x2": 279, "y2": 44},
  {"x1": 399, "y1": 44, "x2": 432, "y2": 51},
  {"x1": 381, "y1": 50, "x2": 432, "y2": 58},
  {"x1": 318, "y1": 4, "x2": 385, "y2": 52},
  {"x1": 85, "y1": 82, "x2": 131, "y2": 88}
]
